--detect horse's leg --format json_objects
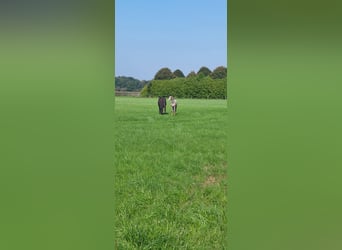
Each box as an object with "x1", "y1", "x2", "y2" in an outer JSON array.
[{"x1": 158, "y1": 103, "x2": 162, "y2": 114}]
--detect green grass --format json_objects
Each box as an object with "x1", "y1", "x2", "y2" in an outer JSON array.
[{"x1": 114, "y1": 97, "x2": 228, "y2": 249}]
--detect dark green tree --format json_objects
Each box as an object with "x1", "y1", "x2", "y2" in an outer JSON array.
[
  {"x1": 186, "y1": 71, "x2": 197, "y2": 78},
  {"x1": 197, "y1": 66, "x2": 212, "y2": 76},
  {"x1": 154, "y1": 67, "x2": 174, "y2": 80},
  {"x1": 210, "y1": 66, "x2": 227, "y2": 79},
  {"x1": 173, "y1": 69, "x2": 185, "y2": 78}
]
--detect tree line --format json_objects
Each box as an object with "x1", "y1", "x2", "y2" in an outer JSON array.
[
  {"x1": 153, "y1": 66, "x2": 227, "y2": 80},
  {"x1": 115, "y1": 76, "x2": 150, "y2": 91},
  {"x1": 140, "y1": 66, "x2": 227, "y2": 99}
]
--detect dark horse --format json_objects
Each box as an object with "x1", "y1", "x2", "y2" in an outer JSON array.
[{"x1": 158, "y1": 96, "x2": 167, "y2": 114}]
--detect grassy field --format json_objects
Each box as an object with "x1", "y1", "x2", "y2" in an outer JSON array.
[{"x1": 114, "y1": 97, "x2": 228, "y2": 249}]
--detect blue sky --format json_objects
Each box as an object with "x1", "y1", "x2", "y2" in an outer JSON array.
[{"x1": 115, "y1": 0, "x2": 227, "y2": 80}]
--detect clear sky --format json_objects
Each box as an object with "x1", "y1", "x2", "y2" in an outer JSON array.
[{"x1": 115, "y1": 0, "x2": 227, "y2": 80}]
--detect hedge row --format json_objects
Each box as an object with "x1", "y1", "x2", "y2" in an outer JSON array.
[{"x1": 140, "y1": 76, "x2": 227, "y2": 99}]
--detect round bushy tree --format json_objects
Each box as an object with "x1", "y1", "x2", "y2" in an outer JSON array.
[
  {"x1": 173, "y1": 69, "x2": 185, "y2": 78},
  {"x1": 186, "y1": 71, "x2": 197, "y2": 78},
  {"x1": 154, "y1": 67, "x2": 174, "y2": 80},
  {"x1": 210, "y1": 66, "x2": 227, "y2": 79},
  {"x1": 197, "y1": 66, "x2": 212, "y2": 76}
]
